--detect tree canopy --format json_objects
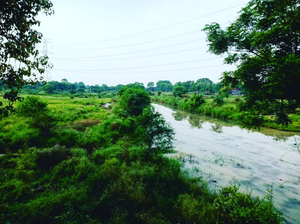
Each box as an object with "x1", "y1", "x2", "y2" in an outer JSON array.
[
  {"x1": 0, "y1": 0, "x2": 53, "y2": 115},
  {"x1": 203, "y1": 0, "x2": 300, "y2": 128}
]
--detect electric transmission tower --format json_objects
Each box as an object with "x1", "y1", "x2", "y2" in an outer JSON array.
[{"x1": 42, "y1": 38, "x2": 52, "y2": 81}]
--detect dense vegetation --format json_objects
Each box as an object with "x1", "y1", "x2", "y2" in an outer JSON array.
[{"x1": 0, "y1": 87, "x2": 284, "y2": 223}]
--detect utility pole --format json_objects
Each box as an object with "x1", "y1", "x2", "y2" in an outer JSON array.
[{"x1": 43, "y1": 38, "x2": 52, "y2": 81}]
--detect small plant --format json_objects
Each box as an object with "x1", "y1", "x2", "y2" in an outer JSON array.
[{"x1": 157, "y1": 91, "x2": 162, "y2": 96}]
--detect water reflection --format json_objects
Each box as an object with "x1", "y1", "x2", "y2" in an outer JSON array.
[
  {"x1": 172, "y1": 111, "x2": 204, "y2": 129},
  {"x1": 188, "y1": 114, "x2": 203, "y2": 129},
  {"x1": 211, "y1": 124, "x2": 223, "y2": 133},
  {"x1": 169, "y1": 104, "x2": 298, "y2": 141},
  {"x1": 172, "y1": 111, "x2": 188, "y2": 121}
]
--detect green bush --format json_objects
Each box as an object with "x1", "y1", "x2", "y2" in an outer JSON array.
[
  {"x1": 172, "y1": 86, "x2": 188, "y2": 97},
  {"x1": 35, "y1": 145, "x2": 72, "y2": 169},
  {"x1": 213, "y1": 94, "x2": 225, "y2": 106},
  {"x1": 212, "y1": 185, "x2": 284, "y2": 224}
]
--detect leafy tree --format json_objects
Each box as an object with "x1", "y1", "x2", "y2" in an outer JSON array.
[
  {"x1": 116, "y1": 88, "x2": 151, "y2": 117},
  {"x1": 156, "y1": 80, "x2": 173, "y2": 92},
  {"x1": 77, "y1": 82, "x2": 86, "y2": 93},
  {"x1": 42, "y1": 82, "x2": 55, "y2": 94},
  {"x1": 195, "y1": 78, "x2": 213, "y2": 93},
  {"x1": 173, "y1": 86, "x2": 188, "y2": 97},
  {"x1": 117, "y1": 83, "x2": 145, "y2": 96},
  {"x1": 203, "y1": 0, "x2": 300, "y2": 127},
  {"x1": 147, "y1": 81, "x2": 155, "y2": 92},
  {"x1": 0, "y1": 0, "x2": 54, "y2": 115}
]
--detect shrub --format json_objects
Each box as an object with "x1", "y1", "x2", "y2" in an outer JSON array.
[
  {"x1": 172, "y1": 86, "x2": 188, "y2": 97},
  {"x1": 213, "y1": 94, "x2": 225, "y2": 106},
  {"x1": 187, "y1": 94, "x2": 205, "y2": 111},
  {"x1": 17, "y1": 96, "x2": 57, "y2": 136},
  {"x1": 35, "y1": 145, "x2": 72, "y2": 169}
]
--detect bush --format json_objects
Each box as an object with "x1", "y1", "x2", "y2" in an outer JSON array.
[
  {"x1": 213, "y1": 94, "x2": 225, "y2": 106},
  {"x1": 17, "y1": 96, "x2": 57, "y2": 136},
  {"x1": 212, "y1": 185, "x2": 284, "y2": 223},
  {"x1": 172, "y1": 86, "x2": 188, "y2": 97},
  {"x1": 35, "y1": 145, "x2": 72, "y2": 169},
  {"x1": 187, "y1": 94, "x2": 205, "y2": 111}
]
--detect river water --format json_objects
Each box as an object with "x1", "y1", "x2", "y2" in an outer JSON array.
[{"x1": 154, "y1": 104, "x2": 300, "y2": 224}]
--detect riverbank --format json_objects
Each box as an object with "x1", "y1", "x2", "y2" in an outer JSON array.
[
  {"x1": 153, "y1": 103, "x2": 300, "y2": 224},
  {"x1": 151, "y1": 94, "x2": 300, "y2": 132}
]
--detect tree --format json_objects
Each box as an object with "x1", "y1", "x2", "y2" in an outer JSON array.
[
  {"x1": 0, "y1": 0, "x2": 54, "y2": 115},
  {"x1": 147, "y1": 82, "x2": 155, "y2": 92},
  {"x1": 156, "y1": 80, "x2": 173, "y2": 92},
  {"x1": 42, "y1": 82, "x2": 55, "y2": 94},
  {"x1": 203, "y1": 0, "x2": 300, "y2": 127},
  {"x1": 116, "y1": 88, "x2": 151, "y2": 117},
  {"x1": 173, "y1": 86, "x2": 188, "y2": 97},
  {"x1": 77, "y1": 82, "x2": 86, "y2": 93},
  {"x1": 117, "y1": 83, "x2": 145, "y2": 96}
]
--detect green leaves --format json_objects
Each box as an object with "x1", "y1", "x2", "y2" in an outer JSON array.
[
  {"x1": 0, "y1": 0, "x2": 54, "y2": 115},
  {"x1": 203, "y1": 0, "x2": 300, "y2": 128}
]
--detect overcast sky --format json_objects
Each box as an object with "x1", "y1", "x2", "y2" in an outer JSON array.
[{"x1": 37, "y1": 0, "x2": 248, "y2": 86}]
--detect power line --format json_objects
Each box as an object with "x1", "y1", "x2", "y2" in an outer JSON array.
[
  {"x1": 53, "y1": 46, "x2": 206, "y2": 62},
  {"x1": 54, "y1": 39, "x2": 205, "y2": 60},
  {"x1": 53, "y1": 57, "x2": 221, "y2": 72},
  {"x1": 53, "y1": 64, "x2": 227, "y2": 74},
  {"x1": 54, "y1": 30, "x2": 202, "y2": 51},
  {"x1": 58, "y1": 3, "x2": 246, "y2": 47}
]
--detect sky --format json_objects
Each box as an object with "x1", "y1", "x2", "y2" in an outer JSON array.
[{"x1": 36, "y1": 0, "x2": 248, "y2": 87}]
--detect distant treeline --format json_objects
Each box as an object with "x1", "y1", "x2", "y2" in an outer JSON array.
[{"x1": 0, "y1": 78, "x2": 226, "y2": 95}]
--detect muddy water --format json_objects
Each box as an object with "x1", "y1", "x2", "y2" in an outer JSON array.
[{"x1": 153, "y1": 104, "x2": 300, "y2": 224}]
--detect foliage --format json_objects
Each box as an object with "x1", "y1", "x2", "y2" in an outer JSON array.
[
  {"x1": 212, "y1": 185, "x2": 284, "y2": 224},
  {"x1": 172, "y1": 86, "x2": 188, "y2": 97},
  {"x1": 203, "y1": 0, "x2": 300, "y2": 128},
  {"x1": 17, "y1": 96, "x2": 56, "y2": 135},
  {"x1": 0, "y1": 0, "x2": 54, "y2": 115},
  {"x1": 117, "y1": 82, "x2": 145, "y2": 96},
  {"x1": 136, "y1": 106, "x2": 175, "y2": 156},
  {"x1": 186, "y1": 94, "x2": 205, "y2": 111},
  {"x1": 213, "y1": 94, "x2": 225, "y2": 106},
  {"x1": 116, "y1": 87, "x2": 151, "y2": 117}
]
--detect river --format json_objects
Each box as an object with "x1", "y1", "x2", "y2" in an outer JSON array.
[{"x1": 153, "y1": 104, "x2": 300, "y2": 224}]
